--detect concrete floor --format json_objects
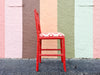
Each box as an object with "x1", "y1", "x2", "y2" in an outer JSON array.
[{"x1": 0, "y1": 58, "x2": 100, "y2": 75}]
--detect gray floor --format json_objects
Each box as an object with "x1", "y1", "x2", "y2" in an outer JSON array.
[{"x1": 0, "y1": 58, "x2": 100, "y2": 75}]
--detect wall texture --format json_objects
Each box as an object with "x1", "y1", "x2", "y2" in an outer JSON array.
[
  {"x1": 23, "y1": 0, "x2": 40, "y2": 58},
  {"x1": 58, "y1": 0, "x2": 75, "y2": 58},
  {"x1": 0, "y1": 0, "x2": 5, "y2": 58},
  {"x1": 75, "y1": 0, "x2": 93, "y2": 58},
  {"x1": 0, "y1": 0, "x2": 100, "y2": 58},
  {"x1": 93, "y1": 0, "x2": 100, "y2": 58},
  {"x1": 5, "y1": 0, "x2": 22, "y2": 58},
  {"x1": 40, "y1": 0, "x2": 57, "y2": 58}
]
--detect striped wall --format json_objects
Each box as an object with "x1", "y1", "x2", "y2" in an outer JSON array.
[
  {"x1": 5, "y1": 0, "x2": 22, "y2": 58},
  {"x1": 75, "y1": 0, "x2": 93, "y2": 58},
  {"x1": 40, "y1": 0, "x2": 57, "y2": 58},
  {"x1": 23, "y1": 0, "x2": 40, "y2": 58},
  {"x1": 58, "y1": 0, "x2": 75, "y2": 58},
  {"x1": 93, "y1": 0, "x2": 100, "y2": 58},
  {"x1": 0, "y1": 0, "x2": 100, "y2": 58},
  {"x1": 0, "y1": 0, "x2": 5, "y2": 58}
]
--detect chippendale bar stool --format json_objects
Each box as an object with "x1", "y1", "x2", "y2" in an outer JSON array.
[{"x1": 34, "y1": 9, "x2": 66, "y2": 72}]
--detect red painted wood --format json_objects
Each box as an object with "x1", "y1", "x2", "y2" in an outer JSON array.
[
  {"x1": 34, "y1": 9, "x2": 66, "y2": 72},
  {"x1": 60, "y1": 39, "x2": 63, "y2": 62},
  {"x1": 40, "y1": 37, "x2": 64, "y2": 39},
  {"x1": 39, "y1": 40, "x2": 42, "y2": 63},
  {"x1": 62, "y1": 38, "x2": 66, "y2": 72}
]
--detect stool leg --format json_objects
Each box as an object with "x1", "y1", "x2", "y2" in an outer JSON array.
[
  {"x1": 39, "y1": 40, "x2": 42, "y2": 63},
  {"x1": 62, "y1": 38, "x2": 66, "y2": 72},
  {"x1": 36, "y1": 41, "x2": 40, "y2": 71},
  {"x1": 60, "y1": 39, "x2": 63, "y2": 63}
]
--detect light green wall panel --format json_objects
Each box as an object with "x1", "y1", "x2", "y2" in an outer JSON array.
[
  {"x1": 75, "y1": 0, "x2": 93, "y2": 58},
  {"x1": 58, "y1": 0, "x2": 75, "y2": 58}
]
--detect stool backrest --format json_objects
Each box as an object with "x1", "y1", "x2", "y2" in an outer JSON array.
[{"x1": 34, "y1": 9, "x2": 41, "y2": 38}]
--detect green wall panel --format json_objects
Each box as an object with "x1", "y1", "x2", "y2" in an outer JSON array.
[{"x1": 58, "y1": 0, "x2": 75, "y2": 58}]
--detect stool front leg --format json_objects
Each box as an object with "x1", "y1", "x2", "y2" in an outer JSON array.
[
  {"x1": 36, "y1": 40, "x2": 40, "y2": 71},
  {"x1": 62, "y1": 38, "x2": 67, "y2": 72}
]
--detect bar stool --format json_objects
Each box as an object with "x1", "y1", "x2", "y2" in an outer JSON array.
[{"x1": 34, "y1": 9, "x2": 66, "y2": 72}]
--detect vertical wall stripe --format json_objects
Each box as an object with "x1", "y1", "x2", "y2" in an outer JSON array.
[
  {"x1": 40, "y1": 0, "x2": 57, "y2": 58},
  {"x1": 0, "y1": 0, "x2": 5, "y2": 58},
  {"x1": 75, "y1": 0, "x2": 93, "y2": 58},
  {"x1": 58, "y1": 0, "x2": 75, "y2": 58},
  {"x1": 23, "y1": 0, "x2": 40, "y2": 58},
  {"x1": 93, "y1": 0, "x2": 100, "y2": 58},
  {"x1": 5, "y1": 0, "x2": 22, "y2": 58}
]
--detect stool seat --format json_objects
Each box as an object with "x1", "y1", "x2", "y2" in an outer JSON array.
[{"x1": 40, "y1": 32, "x2": 64, "y2": 37}]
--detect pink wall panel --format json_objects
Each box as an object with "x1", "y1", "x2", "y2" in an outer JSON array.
[
  {"x1": 93, "y1": 0, "x2": 100, "y2": 58},
  {"x1": 0, "y1": 0, "x2": 5, "y2": 58},
  {"x1": 5, "y1": 0, "x2": 22, "y2": 58}
]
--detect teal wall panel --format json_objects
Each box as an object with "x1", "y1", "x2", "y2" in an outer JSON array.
[{"x1": 75, "y1": 0, "x2": 93, "y2": 58}]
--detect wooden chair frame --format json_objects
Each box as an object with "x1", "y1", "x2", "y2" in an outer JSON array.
[{"x1": 34, "y1": 9, "x2": 66, "y2": 72}]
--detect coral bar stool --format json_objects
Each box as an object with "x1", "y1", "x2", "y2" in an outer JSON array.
[{"x1": 34, "y1": 9, "x2": 66, "y2": 72}]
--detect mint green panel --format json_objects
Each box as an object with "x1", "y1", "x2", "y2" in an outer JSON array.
[
  {"x1": 75, "y1": 0, "x2": 93, "y2": 58},
  {"x1": 58, "y1": 0, "x2": 75, "y2": 58}
]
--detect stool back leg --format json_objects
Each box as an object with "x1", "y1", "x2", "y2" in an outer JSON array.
[
  {"x1": 39, "y1": 40, "x2": 42, "y2": 63},
  {"x1": 36, "y1": 41, "x2": 40, "y2": 71}
]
